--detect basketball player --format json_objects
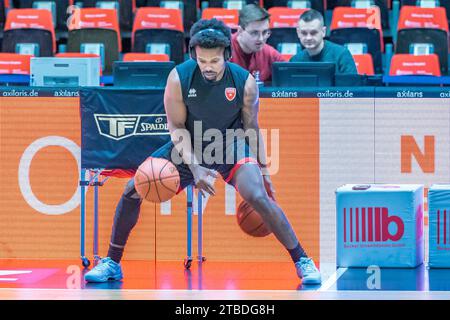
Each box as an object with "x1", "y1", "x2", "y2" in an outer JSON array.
[{"x1": 84, "y1": 18, "x2": 321, "y2": 285}]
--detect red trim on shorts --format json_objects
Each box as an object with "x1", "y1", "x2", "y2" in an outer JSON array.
[{"x1": 224, "y1": 157, "x2": 259, "y2": 183}]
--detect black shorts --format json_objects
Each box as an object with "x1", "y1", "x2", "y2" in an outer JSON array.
[{"x1": 150, "y1": 138, "x2": 258, "y2": 193}]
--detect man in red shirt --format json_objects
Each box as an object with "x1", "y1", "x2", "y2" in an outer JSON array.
[{"x1": 230, "y1": 3, "x2": 285, "y2": 83}]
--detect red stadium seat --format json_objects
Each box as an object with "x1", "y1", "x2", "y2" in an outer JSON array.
[
  {"x1": 0, "y1": 52, "x2": 32, "y2": 74},
  {"x1": 330, "y1": 6, "x2": 383, "y2": 37},
  {"x1": 66, "y1": 8, "x2": 121, "y2": 74},
  {"x1": 150, "y1": 0, "x2": 199, "y2": 32},
  {"x1": 267, "y1": 7, "x2": 308, "y2": 53},
  {"x1": 132, "y1": 7, "x2": 183, "y2": 33},
  {"x1": 329, "y1": 6, "x2": 383, "y2": 73},
  {"x1": 132, "y1": 7, "x2": 185, "y2": 64},
  {"x1": 396, "y1": 6, "x2": 449, "y2": 75},
  {"x1": 207, "y1": 0, "x2": 264, "y2": 9},
  {"x1": 269, "y1": 7, "x2": 308, "y2": 28},
  {"x1": 123, "y1": 53, "x2": 170, "y2": 62},
  {"x1": 201, "y1": 8, "x2": 239, "y2": 30},
  {"x1": 352, "y1": 53, "x2": 375, "y2": 75},
  {"x1": 268, "y1": 0, "x2": 325, "y2": 15},
  {"x1": 68, "y1": 7, "x2": 122, "y2": 51},
  {"x1": 3, "y1": 8, "x2": 56, "y2": 55},
  {"x1": 72, "y1": 0, "x2": 136, "y2": 31},
  {"x1": 15, "y1": 0, "x2": 74, "y2": 32},
  {"x1": 398, "y1": 5, "x2": 448, "y2": 32},
  {"x1": 389, "y1": 53, "x2": 441, "y2": 76}
]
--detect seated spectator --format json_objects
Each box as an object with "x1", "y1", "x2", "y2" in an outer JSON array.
[
  {"x1": 290, "y1": 9, "x2": 357, "y2": 74},
  {"x1": 230, "y1": 3, "x2": 285, "y2": 82}
]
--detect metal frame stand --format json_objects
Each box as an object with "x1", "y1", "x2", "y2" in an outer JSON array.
[
  {"x1": 79, "y1": 168, "x2": 108, "y2": 268},
  {"x1": 184, "y1": 184, "x2": 206, "y2": 269},
  {"x1": 80, "y1": 176, "x2": 205, "y2": 269}
]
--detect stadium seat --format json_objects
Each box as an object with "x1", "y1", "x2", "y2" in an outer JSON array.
[
  {"x1": 265, "y1": 0, "x2": 324, "y2": 15},
  {"x1": 132, "y1": 7, "x2": 185, "y2": 64},
  {"x1": 352, "y1": 53, "x2": 375, "y2": 75},
  {"x1": 2, "y1": 8, "x2": 56, "y2": 56},
  {"x1": 207, "y1": 0, "x2": 262, "y2": 10},
  {"x1": 66, "y1": 7, "x2": 121, "y2": 74},
  {"x1": 13, "y1": 1, "x2": 73, "y2": 32},
  {"x1": 201, "y1": 7, "x2": 239, "y2": 30},
  {"x1": 329, "y1": 6, "x2": 383, "y2": 74},
  {"x1": 123, "y1": 52, "x2": 170, "y2": 61},
  {"x1": 400, "y1": 0, "x2": 450, "y2": 27},
  {"x1": 266, "y1": 7, "x2": 308, "y2": 51},
  {"x1": 326, "y1": 0, "x2": 389, "y2": 30},
  {"x1": 147, "y1": 0, "x2": 199, "y2": 35},
  {"x1": 0, "y1": 52, "x2": 32, "y2": 74},
  {"x1": 396, "y1": 5, "x2": 448, "y2": 74},
  {"x1": 389, "y1": 53, "x2": 441, "y2": 76},
  {"x1": 73, "y1": 0, "x2": 136, "y2": 31}
]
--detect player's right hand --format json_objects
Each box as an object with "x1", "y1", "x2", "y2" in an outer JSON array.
[{"x1": 191, "y1": 165, "x2": 218, "y2": 197}]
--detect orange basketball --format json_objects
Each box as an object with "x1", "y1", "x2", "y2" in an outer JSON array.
[
  {"x1": 134, "y1": 157, "x2": 180, "y2": 203},
  {"x1": 236, "y1": 200, "x2": 272, "y2": 237}
]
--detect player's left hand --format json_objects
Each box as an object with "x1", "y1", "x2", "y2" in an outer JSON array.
[{"x1": 262, "y1": 175, "x2": 276, "y2": 201}]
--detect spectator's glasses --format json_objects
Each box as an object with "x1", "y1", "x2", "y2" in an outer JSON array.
[{"x1": 244, "y1": 28, "x2": 272, "y2": 39}]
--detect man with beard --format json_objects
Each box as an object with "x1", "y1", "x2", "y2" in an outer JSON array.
[{"x1": 290, "y1": 9, "x2": 357, "y2": 74}]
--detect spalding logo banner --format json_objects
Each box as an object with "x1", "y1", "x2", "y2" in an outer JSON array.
[{"x1": 80, "y1": 88, "x2": 170, "y2": 170}]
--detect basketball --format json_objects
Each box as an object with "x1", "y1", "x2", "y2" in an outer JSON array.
[
  {"x1": 236, "y1": 200, "x2": 272, "y2": 237},
  {"x1": 134, "y1": 157, "x2": 180, "y2": 203}
]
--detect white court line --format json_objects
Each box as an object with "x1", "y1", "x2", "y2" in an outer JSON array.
[
  {"x1": 0, "y1": 278, "x2": 18, "y2": 282},
  {"x1": 318, "y1": 268, "x2": 347, "y2": 291}
]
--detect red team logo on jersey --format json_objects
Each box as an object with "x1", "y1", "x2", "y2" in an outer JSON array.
[{"x1": 225, "y1": 87, "x2": 236, "y2": 101}]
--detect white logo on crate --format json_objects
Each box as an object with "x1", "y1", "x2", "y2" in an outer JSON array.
[{"x1": 94, "y1": 114, "x2": 169, "y2": 141}]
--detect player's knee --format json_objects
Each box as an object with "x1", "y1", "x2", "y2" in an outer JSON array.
[
  {"x1": 245, "y1": 191, "x2": 271, "y2": 215},
  {"x1": 123, "y1": 178, "x2": 142, "y2": 200}
]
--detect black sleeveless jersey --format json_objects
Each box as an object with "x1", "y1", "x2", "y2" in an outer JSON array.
[{"x1": 175, "y1": 59, "x2": 250, "y2": 144}]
